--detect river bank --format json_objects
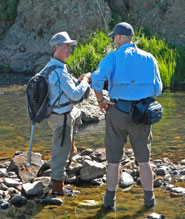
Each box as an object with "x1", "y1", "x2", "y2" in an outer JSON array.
[{"x1": 0, "y1": 148, "x2": 185, "y2": 218}]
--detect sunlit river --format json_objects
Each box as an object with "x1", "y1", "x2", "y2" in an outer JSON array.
[{"x1": 0, "y1": 85, "x2": 185, "y2": 218}]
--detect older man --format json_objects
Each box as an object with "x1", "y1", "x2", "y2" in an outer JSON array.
[
  {"x1": 46, "y1": 31, "x2": 90, "y2": 196},
  {"x1": 91, "y1": 22, "x2": 163, "y2": 209}
]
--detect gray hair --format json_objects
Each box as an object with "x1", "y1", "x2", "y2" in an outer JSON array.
[{"x1": 51, "y1": 43, "x2": 63, "y2": 55}]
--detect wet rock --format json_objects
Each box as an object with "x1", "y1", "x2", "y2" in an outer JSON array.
[
  {"x1": 90, "y1": 178, "x2": 103, "y2": 186},
  {"x1": 7, "y1": 152, "x2": 44, "y2": 183},
  {"x1": 154, "y1": 177, "x2": 163, "y2": 187},
  {"x1": 81, "y1": 155, "x2": 92, "y2": 162},
  {"x1": 22, "y1": 181, "x2": 43, "y2": 196},
  {"x1": 171, "y1": 186, "x2": 185, "y2": 194},
  {"x1": 14, "y1": 151, "x2": 23, "y2": 156},
  {"x1": 39, "y1": 169, "x2": 51, "y2": 177},
  {"x1": 162, "y1": 157, "x2": 174, "y2": 166},
  {"x1": 37, "y1": 161, "x2": 50, "y2": 177},
  {"x1": 145, "y1": 212, "x2": 166, "y2": 219},
  {"x1": 72, "y1": 154, "x2": 83, "y2": 163},
  {"x1": 10, "y1": 195, "x2": 27, "y2": 205},
  {"x1": 153, "y1": 159, "x2": 163, "y2": 166},
  {"x1": 0, "y1": 201, "x2": 9, "y2": 210},
  {"x1": 0, "y1": 168, "x2": 8, "y2": 177},
  {"x1": 4, "y1": 178, "x2": 21, "y2": 187},
  {"x1": 180, "y1": 169, "x2": 185, "y2": 175},
  {"x1": 67, "y1": 163, "x2": 82, "y2": 177},
  {"x1": 8, "y1": 171, "x2": 18, "y2": 178},
  {"x1": 119, "y1": 172, "x2": 134, "y2": 188},
  {"x1": 1, "y1": 183, "x2": 8, "y2": 191},
  {"x1": 163, "y1": 174, "x2": 172, "y2": 182},
  {"x1": 65, "y1": 176, "x2": 77, "y2": 184},
  {"x1": 79, "y1": 200, "x2": 99, "y2": 206},
  {"x1": 80, "y1": 160, "x2": 106, "y2": 181},
  {"x1": 156, "y1": 166, "x2": 169, "y2": 176},
  {"x1": 34, "y1": 177, "x2": 50, "y2": 188},
  {"x1": 0, "y1": 148, "x2": 185, "y2": 216},
  {"x1": 180, "y1": 159, "x2": 185, "y2": 165},
  {"x1": 90, "y1": 148, "x2": 106, "y2": 162},
  {"x1": 165, "y1": 183, "x2": 175, "y2": 191},
  {"x1": 0, "y1": 163, "x2": 5, "y2": 168},
  {"x1": 8, "y1": 187, "x2": 21, "y2": 196},
  {"x1": 0, "y1": 199, "x2": 5, "y2": 204},
  {"x1": 0, "y1": 190, "x2": 4, "y2": 197},
  {"x1": 81, "y1": 149, "x2": 93, "y2": 156},
  {"x1": 41, "y1": 197, "x2": 63, "y2": 205}
]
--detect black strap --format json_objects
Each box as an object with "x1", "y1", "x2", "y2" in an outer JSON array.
[
  {"x1": 60, "y1": 112, "x2": 68, "y2": 147},
  {"x1": 53, "y1": 102, "x2": 71, "y2": 109},
  {"x1": 44, "y1": 65, "x2": 71, "y2": 109}
]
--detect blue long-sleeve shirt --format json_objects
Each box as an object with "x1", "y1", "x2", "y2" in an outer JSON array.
[
  {"x1": 47, "y1": 58, "x2": 90, "y2": 114},
  {"x1": 91, "y1": 43, "x2": 163, "y2": 100}
]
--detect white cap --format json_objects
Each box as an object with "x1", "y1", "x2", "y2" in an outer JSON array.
[{"x1": 50, "y1": 31, "x2": 77, "y2": 46}]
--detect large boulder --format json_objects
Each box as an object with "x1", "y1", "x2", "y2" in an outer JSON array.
[
  {"x1": 80, "y1": 159, "x2": 106, "y2": 181},
  {"x1": 0, "y1": 0, "x2": 111, "y2": 73},
  {"x1": 107, "y1": 0, "x2": 185, "y2": 46},
  {"x1": 7, "y1": 152, "x2": 44, "y2": 183}
]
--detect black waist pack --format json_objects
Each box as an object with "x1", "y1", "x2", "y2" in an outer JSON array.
[{"x1": 129, "y1": 98, "x2": 163, "y2": 125}]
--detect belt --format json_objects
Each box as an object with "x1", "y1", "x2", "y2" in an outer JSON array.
[
  {"x1": 111, "y1": 99, "x2": 133, "y2": 114},
  {"x1": 52, "y1": 111, "x2": 71, "y2": 115},
  {"x1": 51, "y1": 111, "x2": 60, "y2": 115},
  {"x1": 53, "y1": 102, "x2": 71, "y2": 109}
]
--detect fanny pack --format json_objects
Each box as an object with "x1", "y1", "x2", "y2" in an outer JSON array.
[
  {"x1": 130, "y1": 98, "x2": 163, "y2": 125},
  {"x1": 114, "y1": 98, "x2": 163, "y2": 125}
]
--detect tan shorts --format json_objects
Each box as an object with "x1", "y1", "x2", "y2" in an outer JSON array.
[
  {"x1": 105, "y1": 105, "x2": 152, "y2": 163},
  {"x1": 47, "y1": 107, "x2": 82, "y2": 180}
]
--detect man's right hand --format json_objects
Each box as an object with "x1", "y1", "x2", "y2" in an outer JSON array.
[
  {"x1": 78, "y1": 72, "x2": 91, "y2": 83},
  {"x1": 98, "y1": 98, "x2": 115, "y2": 113}
]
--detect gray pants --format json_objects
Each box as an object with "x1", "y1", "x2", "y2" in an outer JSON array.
[{"x1": 47, "y1": 108, "x2": 81, "y2": 180}]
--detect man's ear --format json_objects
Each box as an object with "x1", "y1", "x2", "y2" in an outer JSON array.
[
  {"x1": 55, "y1": 45, "x2": 59, "y2": 50},
  {"x1": 117, "y1": 34, "x2": 122, "y2": 42}
]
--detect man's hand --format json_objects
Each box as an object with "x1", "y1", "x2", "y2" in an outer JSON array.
[
  {"x1": 98, "y1": 98, "x2": 115, "y2": 113},
  {"x1": 78, "y1": 72, "x2": 91, "y2": 83}
]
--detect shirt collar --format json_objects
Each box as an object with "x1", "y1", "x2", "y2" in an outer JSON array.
[
  {"x1": 50, "y1": 58, "x2": 65, "y2": 67},
  {"x1": 120, "y1": 43, "x2": 135, "y2": 50}
]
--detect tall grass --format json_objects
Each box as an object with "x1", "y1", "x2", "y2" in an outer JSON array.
[
  {"x1": 67, "y1": 29, "x2": 185, "y2": 89},
  {"x1": 134, "y1": 30, "x2": 179, "y2": 87},
  {"x1": 67, "y1": 31, "x2": 113, "y2": 77}
]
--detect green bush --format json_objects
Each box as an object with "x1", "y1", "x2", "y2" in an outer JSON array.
[
  {"x1": 134, "y1": 31, "x2": 179, "y2": 88},
  {"x1": 68, "y1": 28, "x2": 185, "y2": 89},
  {"x1": 135, "y1": 30, "x2": 185, "y2": 88},
  {"x1": 66, "y1": 31, "x2": 113, "y2": 77}
]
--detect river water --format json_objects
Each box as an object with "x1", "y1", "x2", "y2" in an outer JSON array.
[{"x1": 0, "y1": 84, "x2": 185, "y2": 218}]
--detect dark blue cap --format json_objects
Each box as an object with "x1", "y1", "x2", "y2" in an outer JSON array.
[{"x1": 108, "y1": 22, "x2": 134, "y2": 37}]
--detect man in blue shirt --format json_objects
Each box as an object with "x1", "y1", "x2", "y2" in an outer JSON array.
[
  {"x1": 91, "y1": 22, "x2": 163, "y2": 209},
  {"x1": 46, "y1": 31, "x2": 91, "y2": 196}
]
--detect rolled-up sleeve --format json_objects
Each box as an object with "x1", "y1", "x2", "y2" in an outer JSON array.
[
  {"x1": 91, "y1": 54, "x2": 114, "y2": 91},
  {"x1": 61, "y1": 70, "x2": 90, "y2": 101}
]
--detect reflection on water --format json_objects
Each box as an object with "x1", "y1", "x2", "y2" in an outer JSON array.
[{"x1": 0, "y1": 88, "x2": 185, "y2": 218}]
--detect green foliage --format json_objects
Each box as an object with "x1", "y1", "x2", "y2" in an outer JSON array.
[
  {"x1": 68, "y1": 27, "x2": 184, "y2": 89},
  {"x1": 134, "y1": 29, "x2": 185, "y2": 88},
  {"x1": 66, "y1": 31, "x2": 113, "y2": 77},
  {"x1": 0, "y1": 0, "x2": 19, "y2": 22},
  {"x1": 173, "y1": 47, "x2": 185, "y2": 85}
]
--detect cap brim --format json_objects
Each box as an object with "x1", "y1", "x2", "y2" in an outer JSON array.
[
  {"x1": 64, "y1": 40, "x2": 77, "y2": 45},
  {"x1": 108, "y1": 32, "x2": 114, "y2": 38}
]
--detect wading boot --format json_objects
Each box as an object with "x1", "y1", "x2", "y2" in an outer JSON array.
[
  {"x1": 51, "y1": 179, "x2": 64, "y2": 196},
  {"x1": 144, "y1": 190, "x2": 156, "y2": 208}
]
